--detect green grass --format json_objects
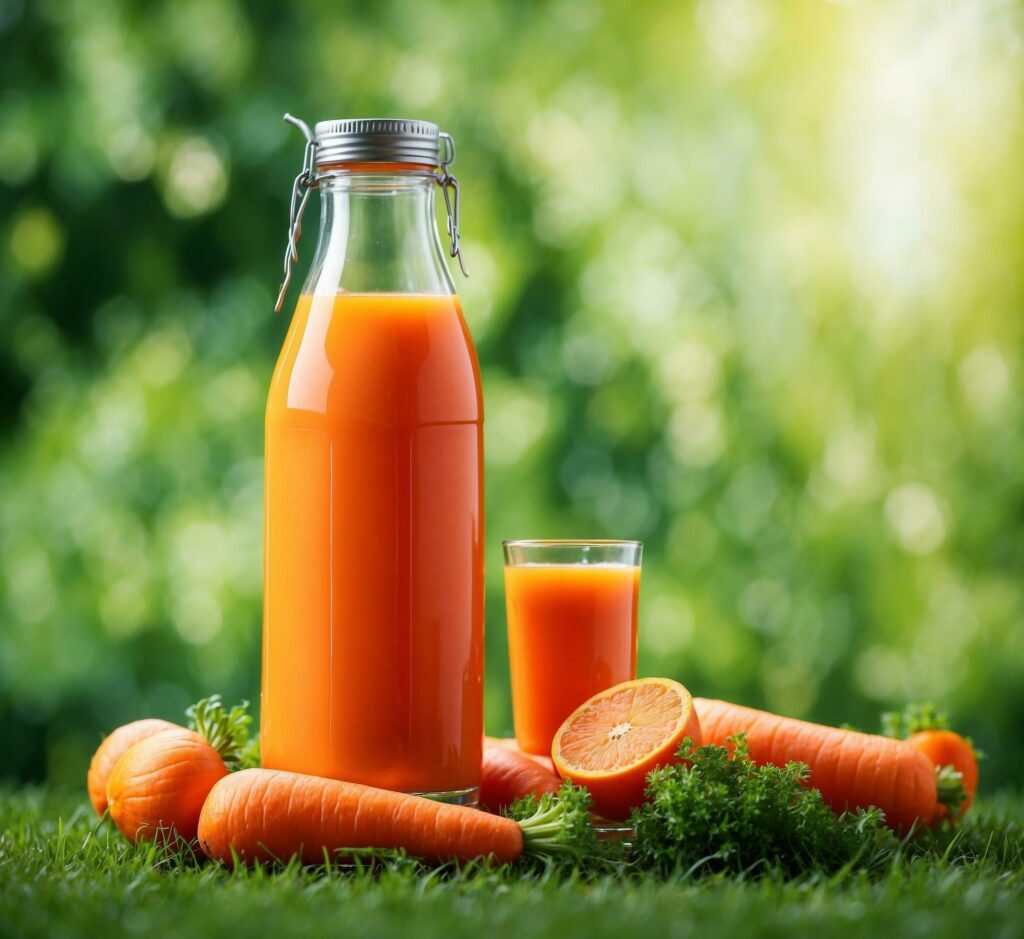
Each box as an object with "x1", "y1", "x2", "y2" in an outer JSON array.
[{"x1": 1, "y1": 788, "x2": 1022, "y2": 939}]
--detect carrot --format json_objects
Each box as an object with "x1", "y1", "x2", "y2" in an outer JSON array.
[
  {"x1": 907, "y1": 730, "x2": 978, "y2": 820},
  {"x1": 87, "y1": 718, "x2": 180, "y2": 815},
  {"x1": 107, "y1": 728, "x2": 229, "y2": 846},
  {"x1": 198, "y1": 767, "x2": 588, "y2": 866},
  {"x1": 481, "y1": 740, "x2": 561, "y2": 813},
  {"x1": 485, "y1": 736, "x2": 558, "y2": 775},
  {"x1": 694, "y1": 698, "x2": 951, "y2": 833},
  {"x1": 879, "y1": 702, "x2": 978, "y2": 822}
]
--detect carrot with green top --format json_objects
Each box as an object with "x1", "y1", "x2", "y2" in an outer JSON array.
[
  {"x1": 198, "y1": 768, "x2": 591, "y2": 866},
  {"x1": 882, "y1": 703, "x2": 980, "y2": 820},
  {"x1": 694, "y1": 698, "x2": 963, "y2": 833}
]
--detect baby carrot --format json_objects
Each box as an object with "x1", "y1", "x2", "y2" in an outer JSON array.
[
  {"x1": 481, "y1": 740, "x2": 561, "y2": 813},
  {"x1": 198, "y1": 768, "x2": 587, "y2": 866},
  {"x1": 694, "y1": 698, "x2": 948, "y2": 832}
]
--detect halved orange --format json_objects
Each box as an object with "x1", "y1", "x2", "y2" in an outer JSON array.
[{"x1": 551, "y1": 677, "x2": 702, "y2": 820}]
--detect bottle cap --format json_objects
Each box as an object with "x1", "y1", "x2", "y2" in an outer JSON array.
[{"x1": 313, "y1": 118, "x2": 443, "y2": 167}]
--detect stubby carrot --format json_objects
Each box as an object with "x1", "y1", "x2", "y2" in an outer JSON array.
[
  {"x1": 485, "y1": 736, "x2": 558, "y2": 776},
  {"x1": 694, "y1": 698, "x2": 953, "y2": 832},
  {"x1": 198, "y1": 768, "x2": 588, "y2": 866},
  {"x1": 879, "y1": 703, "x2": 978, "y2": 822},
  {"x1": 87, "y1": 718, "x2": 180, "y2": 815},
  {"x1": 907, "y1": 730, "x2": 978, "y2": 820},
  {"x1": 107, "y1": 728, "x2": 229, "y2": 845},
  {"x1": 481, "y1": 740, "x2": 561, "y2": 813}
]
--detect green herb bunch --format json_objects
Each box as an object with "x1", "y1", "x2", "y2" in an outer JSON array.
[{"x1": 630, "y1": 736, "x2": 897, "y2": 877}]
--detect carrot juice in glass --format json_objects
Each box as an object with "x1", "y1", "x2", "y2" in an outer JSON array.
[
  {"x1": 503, "y1": 540, "x2": 642, "y2": 756},
  {"x1": 261, "y1": 118, "x2": 483, "y2": 803}
]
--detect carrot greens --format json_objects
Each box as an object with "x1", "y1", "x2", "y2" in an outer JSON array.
[
  {"x1": 510, "y1": 783, "x2": 598, "y2": 865},
  {"x1": 880, "y1": 702, "x2": 951, "y2": 739},
  {"x1": 880, "y1": 702, "x2": 983, "y2": 759},
  {"x1": 185, "y1": 696, "x2": 259, "y2": 770},
  {"x1": 629, "y1": 737, "x2": 896, "y2": 877}
]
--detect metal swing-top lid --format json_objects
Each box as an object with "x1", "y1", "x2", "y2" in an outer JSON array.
[
  {"x1": 313, "y1": 118, "x2": 446, "y2": 167},
  {"x1": 274, "y1": 113, "x2": 466, "y2": 312}
]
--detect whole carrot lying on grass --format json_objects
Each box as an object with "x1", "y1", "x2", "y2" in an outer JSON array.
[
  {"x1": 694, "y1": 698, "x2": 964, "y2": 832},
  {"x1": 198, "y1": 768, "x2": 592, "y2": 866},
  {"x1": 480, "y1": 740, "x2": 561, "y2": 813}
]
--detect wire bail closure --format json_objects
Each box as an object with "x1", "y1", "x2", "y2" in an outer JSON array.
[
  {"x1": 275, "y1": 114, "x2": 319, "y2": 313},
  {"x1": 274, "y1": 114, "x2": 468, "y2": 313},
  {"x1": 436, "y1": 132, "x2": 468, "y2": 277}
]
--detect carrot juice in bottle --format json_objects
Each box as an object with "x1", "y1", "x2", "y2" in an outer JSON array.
[{"x1": 262, "y1": 118, "x2": 483, "y2": 802}]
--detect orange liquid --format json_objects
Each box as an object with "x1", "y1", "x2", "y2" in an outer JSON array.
[
  {"x1": 262, "y1": 292, "x2": 484, "y2": 794},
  {"x1": 504, "y1": 564, "x2": 640, "y2": 755}
]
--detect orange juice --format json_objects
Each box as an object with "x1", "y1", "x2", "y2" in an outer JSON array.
[
  {"x1": 504, "y1": 563, "x2": 640, "y2": 755},
  {"x1": 262, "y1": 292, "x2": 484, "y2": 795}
]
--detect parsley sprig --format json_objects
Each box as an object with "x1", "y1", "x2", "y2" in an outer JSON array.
[{"x1": 630, "y1": 736, "x2": 897, "y2": 877}]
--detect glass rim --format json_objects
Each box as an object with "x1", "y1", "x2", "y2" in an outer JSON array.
[{"x1": 501, "y1": 539, "x2": 643, "y2": 549}]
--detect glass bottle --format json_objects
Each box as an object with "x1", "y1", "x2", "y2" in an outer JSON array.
[{"x1": 261, "y1": 117, "x2": 483, "y2": 804}]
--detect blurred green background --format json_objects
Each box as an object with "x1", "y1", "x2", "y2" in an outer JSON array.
[{"x1": 1, "y1": 0, "x2": 1021, "y2": 790}]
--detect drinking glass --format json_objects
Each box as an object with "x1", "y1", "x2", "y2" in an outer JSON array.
[{"x1": 502, "y1": 540, "x2": 642, "y2": 756}]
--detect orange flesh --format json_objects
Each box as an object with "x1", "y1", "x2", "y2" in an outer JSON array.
[
  {"x1": 262, "y1": 293, "x2": 484, "y2": 795},
  {"x1": 504, "y1": 563, "x2": 639, "y2": 755},
  {"x1": 556, "y1": 680, "x2": 687, "y2": 773}
]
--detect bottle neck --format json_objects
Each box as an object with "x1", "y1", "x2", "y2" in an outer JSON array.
[{"x1": 302, "y1": 168, "x2": 455, "y2": 297}]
